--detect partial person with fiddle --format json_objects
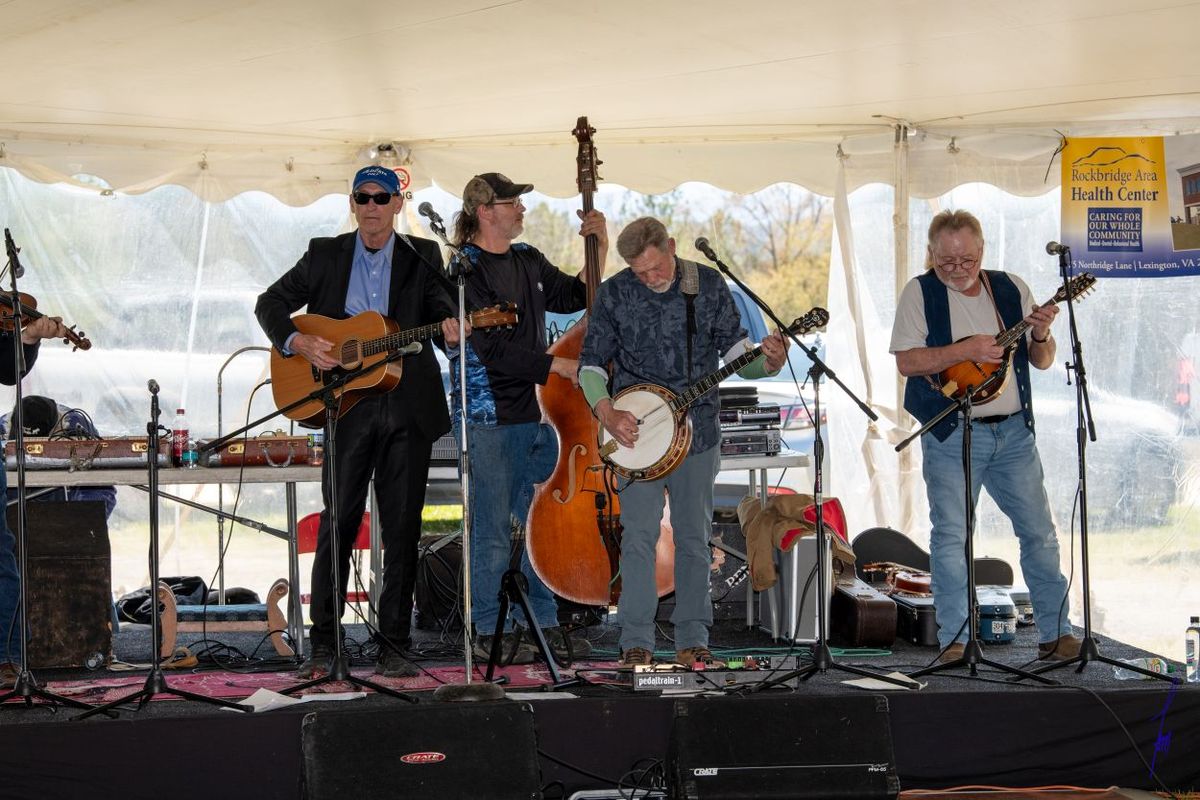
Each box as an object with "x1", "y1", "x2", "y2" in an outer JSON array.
[
  {"x1": 256, "y1": 165, "x2": 462, "y2": 679},
  {"x1": 579, "y1": 217, "x2": 789, "y2": 668},
  {"x1": 1, "y1": 312, "x2": 71, "y2": 689},
  {"x1": 447, "y1": 172, "x2": 604, "y2": 664},
  {"x1": 889, "y1": 209, "x2": 1081, "y2": 664}
]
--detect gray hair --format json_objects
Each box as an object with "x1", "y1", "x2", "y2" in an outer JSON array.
[{"x1": 616, "y1": 217, "x2": 670, "y2": 262}]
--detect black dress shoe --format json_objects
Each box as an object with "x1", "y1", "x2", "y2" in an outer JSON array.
[
  {"x1": 296, "y1": 644, "x2": 333, "y2": 678},
  {"x1": 375, "y1": 648, "x2": 419, "y2": 678}
]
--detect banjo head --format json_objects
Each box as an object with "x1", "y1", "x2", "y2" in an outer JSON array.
[{"x1": 600, "y1": 386, "x2": 679, "y2": 473}]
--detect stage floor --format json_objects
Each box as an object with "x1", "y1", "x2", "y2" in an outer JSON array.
[{"x1": 1, "y1": 617, "x2": 1197, "y2": 800}]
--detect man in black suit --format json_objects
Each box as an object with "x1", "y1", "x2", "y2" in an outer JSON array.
[{"x1": 256, "y1": 165, "x2": 462, "y2": 678}]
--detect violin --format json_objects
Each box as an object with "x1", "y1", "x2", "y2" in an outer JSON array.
[{"x1": 0, "y1": 292, "x2": 92, "y2": 351}]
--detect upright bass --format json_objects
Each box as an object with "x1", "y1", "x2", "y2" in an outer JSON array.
[{"x1": 526, "y1": 117, "x2": 675, "y2": 607}]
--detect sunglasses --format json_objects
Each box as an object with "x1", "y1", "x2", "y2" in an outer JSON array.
[{"x1": 353, "y1": 191, "x2": 396, "y2": 206}]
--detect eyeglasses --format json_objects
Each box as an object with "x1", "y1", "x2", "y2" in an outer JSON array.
[
  {"x1": 489, "y1": 197, "x2": 524, "y2": 208},
  {"x1": 934, "y1": 257, "x2": 979, "y2": 272},
  {"x1": 352, "y1": 191, "x2": 396, "y2": 206}
]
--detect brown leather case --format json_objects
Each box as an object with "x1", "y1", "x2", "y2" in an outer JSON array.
[
  {"x1": 830, "y1": 577, "x2": 897, "y2": 648},
  {"x1": 200, "y1": 432, "x2": 312, "y2": 467},
  {"x1": 4, "y1": 436, "x2": 168, "y2": 469}
]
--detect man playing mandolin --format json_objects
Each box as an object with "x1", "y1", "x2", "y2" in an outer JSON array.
[
  {"x1": 580, "y1": 217, "x2": 788, "y2": 668},
  {"x1": 890, "y1": 209, "x2": 1081, "y2": 664},
  {"x1": 256, "y1": 165, "x2": 462, "y2": 680}
]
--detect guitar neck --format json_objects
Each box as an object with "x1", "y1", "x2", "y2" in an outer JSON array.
[
  {"x1": 669, "y1": 344, "x2": 766, "y2": 413},
  {"x1": 361, "y1": 321, "x2": 443, "y2": 358}
]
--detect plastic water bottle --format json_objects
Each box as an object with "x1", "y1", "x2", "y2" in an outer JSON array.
[
  {"x1": 1112, "y1": 657, "x2": 1169, "y2": 680},
  {"x1": 1187, "y1": 616, "x2": 1200, "y2": 683},
  {"x1": 182, "y1": 437, "x2": 199, "y2": 469},
  {"x1": 171, "y1": 408, "x2": 188, "y2": 467}
]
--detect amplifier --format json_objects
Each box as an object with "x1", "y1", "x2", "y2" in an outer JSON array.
[
  {"x1": 719, "y1": 429, "x2": 781, "y2": 457},
  {"x1": 718, "y1": 404, "x2": 781, "y2": 426}
]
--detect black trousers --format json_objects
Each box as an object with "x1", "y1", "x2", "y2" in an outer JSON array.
[{"x1": 308, "y1": 396, "x2": 434, "y2": 651}]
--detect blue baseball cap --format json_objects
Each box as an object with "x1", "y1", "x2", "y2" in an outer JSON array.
[{"x1": 352, "y1": 165, "x2": 401, "y2": 195}]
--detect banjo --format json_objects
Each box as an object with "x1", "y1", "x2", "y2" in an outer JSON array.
[{"x1": 597, "y1": 307, "x2": 829, "y2": 481}]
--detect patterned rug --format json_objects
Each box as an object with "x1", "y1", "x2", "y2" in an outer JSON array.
[{"x1": 22, "y1": 661, "x2": 624, "y2": 706}]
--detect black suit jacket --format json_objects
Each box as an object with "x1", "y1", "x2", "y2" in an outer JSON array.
[{"x1": 255, "y1": 231, "x2": 456, "y2": 441}]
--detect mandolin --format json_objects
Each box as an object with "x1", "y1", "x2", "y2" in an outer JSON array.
[
  {"x1": 270, "y1": 303, "x2": 518, "y2": 427},
  {"x1": 598, "y1": 307, "x2": 829, "y2": 481},
  {"x1": 936, "y1": 273, "x2": 1095, "y2": 404}
]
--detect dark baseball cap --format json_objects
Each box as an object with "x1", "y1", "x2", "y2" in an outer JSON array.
[
  {"x1": 462, "y1": 172, "x2": 533, "y2": 214},
  {"x1": 11, "y1": 395, "x2": 59, "y2": 437}
]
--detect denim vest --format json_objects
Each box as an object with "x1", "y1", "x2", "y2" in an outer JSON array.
[{"x1": 902, "y1": 270, "x2": 1035, "y2": 442}]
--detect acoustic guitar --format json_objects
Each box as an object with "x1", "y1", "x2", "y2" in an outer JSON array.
[
  {"x1": 597, "y1": 307, "x2": 828, "y2": 481},
  {"x1": 270, "y1": 303, "x2": 518, "y2": 427},
  {"x1": 936, "y1": 273, "x2": 1096, "y2": 404}
]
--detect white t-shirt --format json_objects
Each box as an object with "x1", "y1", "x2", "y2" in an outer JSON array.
[{"x1": 890, "y1": 272, "x2": 1036, "y2": 417}]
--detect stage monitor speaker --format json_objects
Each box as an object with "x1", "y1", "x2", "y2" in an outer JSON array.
[
  {"x1": 668, "y1": 695, "x2": 899, "y2": 799},
  {"x1": 6, "y1": 499, "x2": 111, "y2": 668},
  {"x1": 302, "y1": 702, "x2": 541, "y2": 800}
]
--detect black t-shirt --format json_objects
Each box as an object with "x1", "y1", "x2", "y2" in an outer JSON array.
[{"x1": 452, "y1": 243, "x2": 587, "y2": 426}]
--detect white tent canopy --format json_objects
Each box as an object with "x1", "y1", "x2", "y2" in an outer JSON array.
[{"x1": 2, "y1": 0, "x2": 1199, "y2": 202}]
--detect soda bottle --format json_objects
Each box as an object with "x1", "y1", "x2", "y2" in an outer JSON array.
[{"x1": 171, "y1": 408, "x2": 188, "y2": 467}]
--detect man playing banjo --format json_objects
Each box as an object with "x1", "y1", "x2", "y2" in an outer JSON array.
[{"x1": 579, "y1": 217, "x2": 789, "y2": 668}]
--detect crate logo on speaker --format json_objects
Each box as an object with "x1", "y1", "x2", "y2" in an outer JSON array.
[
  {"x1": 401, "y1": 752, "x2": 446, "y2": 764},
  {"x1": 692, "y1": 768, "x2": 719, "y2": 776}
]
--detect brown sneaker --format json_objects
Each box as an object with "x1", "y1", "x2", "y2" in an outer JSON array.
[
  {"x1": 938, "y1": 642, "x2": 966, "y2": 664},
  {"x1": 1038, "y1": 634, "x2": 1083, "y2": 662},
  {"x1": 618, "y1": 647, "x2": 656, "y2": 668},
  {"x1": 675, "y1": 647, "x2": 726, "y2": 669},
  {"x1": 0, "y1": 662, "x2": 17, "y2": 689}
]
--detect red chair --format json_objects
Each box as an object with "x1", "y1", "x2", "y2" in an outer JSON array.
[{"x1": 296, "y1": 511, "x2": 373, "y2": 605}]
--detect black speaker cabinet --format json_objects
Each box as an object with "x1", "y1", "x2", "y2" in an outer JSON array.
[
  {"x1": 668, "y1": 695, "x2": 899, "y2": 799},
  {"x1": 302, "y1": 701, "x2": 541, "y2": 800},
  {"x1": 7, "y1": 499, "x2": 112, "y2": 668}
]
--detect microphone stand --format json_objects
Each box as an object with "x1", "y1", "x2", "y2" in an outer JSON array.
[
  {"x1": 697, "y1": 243, "x2": 911, "y2": 691},
  {"x1": 1029, "y1": 247, "x2": 1174, "y2": 682},
  {"x1": 896, "y1": 373, "x2": 1052, "y2": 685},
  {"x1": 76, "y1": 380, "x2": 252, "y2": 718},
  {"x1": 0, "y1": 235, "x2": 102, "y2": 714},
  {"x1": 421, "y1": 209, "x2": 504, "y2": 701}
]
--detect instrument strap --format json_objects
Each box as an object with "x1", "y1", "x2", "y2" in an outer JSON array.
[
  {"x1": 680, "y1": 259, "x2": 699, "y2": 383},
  {"x1": 978, "y1": 270, "x2": 1006, "y2": 334}
]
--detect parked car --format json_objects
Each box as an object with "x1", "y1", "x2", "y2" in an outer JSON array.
[{"x1": 975, "y1": 388, "x2": 1182, "y2": 531}]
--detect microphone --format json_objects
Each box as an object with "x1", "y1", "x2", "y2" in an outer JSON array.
[
  {"x1": 417, "y1": 202, "x2": 443, "y2": 226},
  {"x1": 694, "y1": 237, "x2": 718, "y2": 262},
  {"x1": 1045, "y1": 241, "x2": 1070, "y2": 256},
  {"x1": 4, "y1": 229, "x2": 24, "y2": 278},
  {"x1": 147, "y1": 379, "x2": 160, "y2": 395},
  {"x1": 397, "y1": 341, "x2": 423, "y2": 356}
]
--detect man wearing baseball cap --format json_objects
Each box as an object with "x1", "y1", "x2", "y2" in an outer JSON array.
[
  {"x1": 447, "y1": 172, "x2": 606, "y2": 664},
  {"x1": 256, "y1": 165, "x2": 461, "y2": 680}
]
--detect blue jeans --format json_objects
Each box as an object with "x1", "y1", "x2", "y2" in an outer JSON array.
[
  {"x1": 0, "y1": 467, "x2": 21, "y2": 664},
  {"x1": 922, "y1": 414, "x2": 1072, "y2": 648},
  {"x1": 465, "y1": 422, "x2": 560, "y2": 633},
  {"x1": 617, "y1": 445, "x2": 720, "y2": 653}
]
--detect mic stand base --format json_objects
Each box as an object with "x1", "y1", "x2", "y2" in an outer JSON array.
[
  {"x1": 432, "y1": 681, "x2": 506, "y2": 702},
  {"x1": 280, "y1": 650, "x2": 420, "y2": 704},
  {"x1": 0, "y1": 669, "x2": 109, "y2": 714},
  {"x1": 1029, "y1": 635, "x2": 1178, "y2": 683},
  {"x1": 76, "y1": 665, "x2": 252, "y2": 719},
  {"x1": 909, "y1": 639, "x2": 1054, "y2": 684}
]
